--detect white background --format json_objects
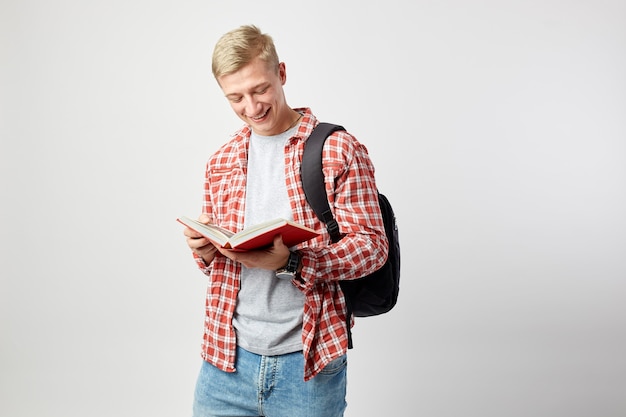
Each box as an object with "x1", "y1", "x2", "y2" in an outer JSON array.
[{"x1": 1, "y1": 1, "x2": 625, "y2": 416}]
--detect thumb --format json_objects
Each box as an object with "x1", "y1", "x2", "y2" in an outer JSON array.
[{"x1": 273, "y1": 234, "x2": 286, "y2": 248}]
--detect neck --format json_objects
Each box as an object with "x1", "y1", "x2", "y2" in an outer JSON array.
[{"x1": 284, "y1": 110, "x2": 301, "y2": 131}]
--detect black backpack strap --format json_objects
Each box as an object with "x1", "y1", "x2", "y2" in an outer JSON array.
[
  {"x1": 301, "y1": 122, "x2": 356, "y2": 348},
  {"x1": 301, "y1": 122, "x2": 345, "y2": 243}
]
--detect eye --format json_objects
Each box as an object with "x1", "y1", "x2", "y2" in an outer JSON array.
[
  {"x1": 229, "y1": 96, "x2": 242, "y2": 103},
  {"x1": 255, "y1": 87, "x2": 268, "y2": 95}
]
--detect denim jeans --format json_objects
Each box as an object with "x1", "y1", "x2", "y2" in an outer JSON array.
[{"x1": 192, "y1": 346, "x2": 347, "y2": 417}]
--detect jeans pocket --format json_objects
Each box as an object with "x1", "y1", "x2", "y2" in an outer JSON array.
[{"x1": 319, "y1": 354, "x2": 347, "y2": 376}]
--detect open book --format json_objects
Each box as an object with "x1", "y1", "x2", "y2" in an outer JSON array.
[{"x1": 177, "y1": 216, "x2": 319, "y2": 251}]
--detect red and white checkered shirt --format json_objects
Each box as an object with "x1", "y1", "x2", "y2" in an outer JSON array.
[{"x1": 193, "y1": 108, "x2": 388, "y2": 381}]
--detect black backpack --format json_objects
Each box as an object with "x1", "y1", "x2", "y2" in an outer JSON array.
[{"x1": 301, "y1": 122, "x2": 401, "y2": 348}]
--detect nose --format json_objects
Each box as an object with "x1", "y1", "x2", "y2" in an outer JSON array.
[{"x1": 243, "y1": 95, "x2": 263, "y2": 117}]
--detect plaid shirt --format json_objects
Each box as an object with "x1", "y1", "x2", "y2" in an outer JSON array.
[{"x1": 193, "y1": 108, "x2": 388, "y2": 381}]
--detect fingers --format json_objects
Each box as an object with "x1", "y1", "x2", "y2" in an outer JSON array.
[
  {"x1": 272, "y1": 234, "x2": 286, "y2": 250},
  {"x1": 189, "y1": 238, "x2": 218, "y2": 264},
  {"x1": 183, "y1": 222, "x2": 205, "y2": 239},
  {"x1": 181, "y1": 214, "x2": 211, "y2": 239},
  {"x1": 217, "y1": 238, "x2": 290, "y2": 271},
  {"x1": 183, "y1": 226, "x2": 211, "y2": 251},
  {"x1": 186, "y1": 234, "x2": 211, "y2": 250},
  {"x1": 182, "y1": 213, "x2": 216, "y2": 263},
  {"x1": 196, "y1": 243, "x2": 218, "y2": 257}
]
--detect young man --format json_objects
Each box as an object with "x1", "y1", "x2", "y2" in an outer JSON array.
[{"x1": 183, "y1": 24, "x2": 388, "y2": 417}]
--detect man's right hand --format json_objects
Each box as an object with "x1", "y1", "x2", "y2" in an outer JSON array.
[{"x1": 184, "y1": 213, "x2": 218, "y2": 264}]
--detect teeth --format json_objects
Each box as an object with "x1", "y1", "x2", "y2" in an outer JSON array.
[{"x1": 251, "y1": 109, "x2": 268, "y2": 120}]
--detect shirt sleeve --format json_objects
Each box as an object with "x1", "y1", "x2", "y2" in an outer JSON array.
[{"x1": 294, "y1": 130, "x2": 389, "y2": 290}]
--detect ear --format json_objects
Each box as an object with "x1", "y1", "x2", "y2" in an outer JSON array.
[{"x1": 278, "y1": 62, "x2": 287, "y2": 85}]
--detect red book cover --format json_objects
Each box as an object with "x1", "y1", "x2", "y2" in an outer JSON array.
[{"x1": 177, "y1": 216, "x2": 319, "y2": 251}]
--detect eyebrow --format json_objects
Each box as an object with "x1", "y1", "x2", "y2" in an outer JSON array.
[{"x1": 224, "y1": 82, "x2": 270, "y2": 99}]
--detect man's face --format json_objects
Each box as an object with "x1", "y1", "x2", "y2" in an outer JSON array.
[{"x1": 218, "y1": 57, "x2": 291, "y2": 136}]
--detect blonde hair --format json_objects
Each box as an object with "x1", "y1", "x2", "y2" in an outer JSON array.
[{"x1": 212, "y1": 25, "x2": 280, "y2": 79}]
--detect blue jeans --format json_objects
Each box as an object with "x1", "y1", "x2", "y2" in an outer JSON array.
[{"x1": 192, "y1": 346, "x2": 347, "y2": 417}]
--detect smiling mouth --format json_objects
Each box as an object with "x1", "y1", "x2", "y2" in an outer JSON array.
[{"x1": 249, "y1": 108, "x2": 269, "y2": 121}]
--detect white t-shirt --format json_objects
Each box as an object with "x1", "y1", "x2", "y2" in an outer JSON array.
[{"x1": 233, "y1": 125, "x2": 305, "y2": 355}]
